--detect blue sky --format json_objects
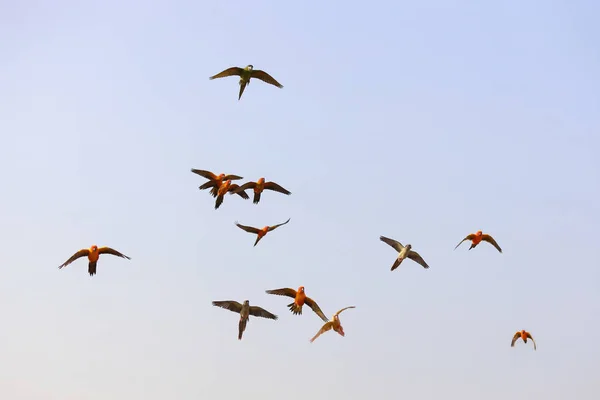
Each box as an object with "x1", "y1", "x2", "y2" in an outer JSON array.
[{"x1": 1, "y1": 0, "x2": 599, "y2": 399}]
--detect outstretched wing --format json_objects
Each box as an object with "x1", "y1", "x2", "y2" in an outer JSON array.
[
  {"x1": 511, "y1": 331, "x2": 521, "y2": 347},
  {"x1": 304, "y1": 297, "x2": 329, "y2": 322},
  {"x1": 482, "y1": 234, "x2": 502, "y2": 253},
  {"x1": 212, "y1": 300, "x2": 243, "y2": 314},
  {"x1": 310, "y1": 321, "x2": 333, "y2": 343},
  {"x1": 526, "y1": 332, "x2": 537, "y2": 350},
  {"x1": 248, "y1": 306, "x2": 278, "y2": 320},
  {"x1": 228, "y1": 184, "x2": 249, "y2": 199},
  {"x1": 209, "y1": 67, "x2": 244, "y2": 80},
  {"x1": 268, "y1": 218, "x2": 291, "y2": 231},
  {"x1": 98, "y1": 247, "x2": 131, "y2": 260},
  {"x1": 190, "y1": 169, "x2": 217, "y2": 180},
  {"x1": 380, "y1": 236, "x2": 404, "y2": 252},
  {"x1": 251, "y1": 70, "x2": 283, "y2": 88},
  {"x1": 231, "y1": 181, "x2": 257, "y2": 193},
  {"x1": 59, "y1": 249, "x2": 90, "y2": 269},
  {"x1": 407, "y1": 250, "x2": 430, "y2": 269},
  {"x1": 263, "y1": 181, "x2": 291, "y2": 195},
  {"x1": 454, "y1": 234, "x2": 475, "y2": 250},
  {"x1": 235, "y1": 222, "x2": 260, "y2": 234},
  {"x1": 223, "y1": 174, "x2": 243, "y2": 181},
  {"x1": 334, "y1": 306, "x2": 356, "y2": 318},
  {"x1": 265, "y1": 288, "x2": 297, "y2": 299}
]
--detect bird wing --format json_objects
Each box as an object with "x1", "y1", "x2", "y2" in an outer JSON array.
[
  {"x1": 304, "y1": 297, "x2": 329, "y2": 322},
  {"x1": 265, "y1": 288, "x2": 297, "y2": 299},
  {"x1": 231, "y1": 181, "x2": 256, "y2": 193},
  {"x1": 407, "y1": 250, "x2": 430, "y2": 269},
  {"x1": 334, "y1": 306, "x2": 356, "y2": 318},
  {"x1": 190, "y1": 169, "x2": 217, "y2": 180},
  {"x1": 310, "y1": 321, "x2": 333, "y2": 343},
  {"x1": 526, "y1": 332, "x2": 537, "y2": 350},
  {"x1": 250, "y1": 70, "x2": 283, "y2": 88},
  {"x1": 263, "y1": 181, "x2": 291, "y2": 195},
  {"x1": 59, "y1": 249, "x2": 90, "y2": 268},
  {"x1": 97, "y1": 247, "x2": 131, "y2": 259},
  {"x1": 248, "y1": 306, "x2": 278, "y2": 320},
  {"x1": 199, "y1": 180, "x2": 219, "y2": 190},
  {"x1": 235, "y1": 222, "x2": 260, "y2": 234},
  {"x1": 223, "y1": 174, "x2": 243, "y2": 181},
  {"x1": 511, "y1": 331, "x2": 521, "y2": 347},
  {"x1": 379, "y1": 236, "x2": 404, "y2": 252},
  {"x1": 212, "y1": 300, "x2": 243, "y2": 314},
  {"x1": 481, "y1": 234, "x2": 502, "y2": 253},
  {"x1": 228, "y1": 184, "x2": 249, "y2": 199},
  {"x1": 454, "y1": 234, "x2": 475, "y2": 250},
  {"x1": 209, "y1": 67, "x2": 244, "y2": 80},
  {"x1": 268, "y1": 218, "x2": 291, "y2": 231}
]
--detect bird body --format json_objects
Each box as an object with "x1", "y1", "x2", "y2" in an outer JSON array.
[
  {"x1": 511, "y1": 329, "x2": 536, "y2": 350},
  {"x1": 310, "y1": 306, "x2": 355, "y2": 343},
  {"x1": 214, "y1": 179, "x2": 249, "y2": 209},
  {"x1": 209, "y1": 65, "x2": 283, "y2": 100},
  {"x1": 454, "y1": 230, "x2": 502, "y2": 253},
  {"x1": 58, "y1": 245, "x2": 131, "y2": 276},
  {"x1": 212, "y1": 299, "x2": 278, "y2": 340},
  {"x1": 265, "y1": 286, "x2": 329, "y2": 322},
  {"x1": 379, "y1": 236, "x2": 430, "y2": 271},
  {"x1": 233, "y1": 177, "x2": 291, "y2": 204}
]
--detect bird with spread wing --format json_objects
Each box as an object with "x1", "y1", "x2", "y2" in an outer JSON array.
[
  {"x1": 209, "y1": 65, "x2": 283, "y2": 100},
  {"x1": 310, "y1": 306, "x2": 356, "y2": 343},
  {"x1": 265, "y1": 286, "x2": 328, "y2": 322},
  {"x1": 212, "y1": 300, "x2": 278, "y2": 340},
  {"x1": 214, "y1": 179, "x2": 249, "y2": 209},
  {"x1": 58, "y1": 245, "x2": 131, "y2": 276},
  {"x1": 511, "y1": 330, "x2": 537, "y2": 350},
  {"x1": 190, "y1": 168, "x2": 243, "y2": 198},
  {"x1": 234, "y1": 218, "x2": 290, "y2": 246},
  {"x1": 232, "y1": 177, "x2": 291, "y2": 204},
  {"x1": 379, "y1": 235, "x2": 430, "y2": 271},
  {"x1": 454, "y1": 230, "x2": 502, "y2": 253}
]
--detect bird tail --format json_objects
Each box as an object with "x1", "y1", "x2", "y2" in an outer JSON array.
[
  {"x1": 238, "y1": 81, "x2": 247, "y2": 100},
  {"x1": 253, "y1": 235, "x2": 263, "y2": 247},
  {"x1": 88, "y1": 261, "x2": 97, "y2": 276},
  {"x1": 287, "y1": 302, "x2": 302, "y2": 316},
  {"x1": 469, "y1": 242, "x2": 477, "y2": 250},
  {"x1": 253, "y1": 192, "x2": 261, "y2": 204},
  {"x1": 238, "y1": 317, "x2": 247, "y2": 340},
  {"x1": 215, "y1": 195, "x2": 224, "y2": 210}
]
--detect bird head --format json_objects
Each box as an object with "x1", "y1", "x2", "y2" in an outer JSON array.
[
  {"x1": 246, "y1": 65, "x2": 254, "y2": 70},
  {"x1": 243, "y1": 300, "x2": 250, "y2": 306},
  {"x1": 476, "y1": 230, "x2": 483, "y2": 236},
  {"x1": 298, "y1": 286, "x2": 305, "y2": 293},
  {"x1": 258, "y1": 177, "x2": 265, "y2": 184},
  {"x1": 405, "y1": 244, "x2": 412, "y2": 251},
  {"x1": 90, "y1": 245, "x2": 98, "y2": 251},
  {"x1": 216, "y1": 173, "x2": 225, "y2": 179}
]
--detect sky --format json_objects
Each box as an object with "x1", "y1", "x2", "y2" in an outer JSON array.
[{"x1": 1, "y1": 0, "x2": 599, "y2": 399}]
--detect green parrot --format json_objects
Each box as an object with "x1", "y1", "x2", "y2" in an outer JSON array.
[{"x1": 209, "y1": 65, "x2": 283, "y2": 100}]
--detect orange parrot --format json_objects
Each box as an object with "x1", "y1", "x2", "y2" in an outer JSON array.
[
  {"x1": 58, "y1": 245, "x2": 131, "y2": 276},
  {"x1": 232, "y1": 177, "x2": 291, "y2": 204},
  {"x1": 214, "y1": 179, "x2": 249, "y2": 209},
  {"x1": 234, "y1": 218, "x2": 290, "y2": 246},
  {"x1": 310, "y1": 306, "x2": 356, "y2": 343},
  {"x1": 265, "y1": 286, "x2": 329, "y2": 322},
  {"x1": 191, "y1": 168, "x2": 243, "y2": 197},
  {"x1": 511, "y1": 330, "x2": 537, "y2": 350},
  {"x1": 454, "y1": 230, "x2": 502, "y2": 253}
]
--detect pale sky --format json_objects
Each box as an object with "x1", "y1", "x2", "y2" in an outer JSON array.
[{"x1": 1, "y1": 1, "x2": 599, "y2": 399}]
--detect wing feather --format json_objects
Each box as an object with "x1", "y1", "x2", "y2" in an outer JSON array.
[
  {"x1": 250, "y1": 70, "x2": 283, "y2": 88},
  {"x1": 248, "y1": 306, "x2": 278, "y2": 320},
  {"x1": 380, "y1": 236, "x2": 404, "y2": 252},
  {"x1": 209, "y1": 67, "x2": 244, "y2": 80},
  {"x1": 212, "y1": 300, "x2": 243, "y2": 314},
  {"x1": 58, "y1": 249, "x2": 90, "y2": 269}
]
